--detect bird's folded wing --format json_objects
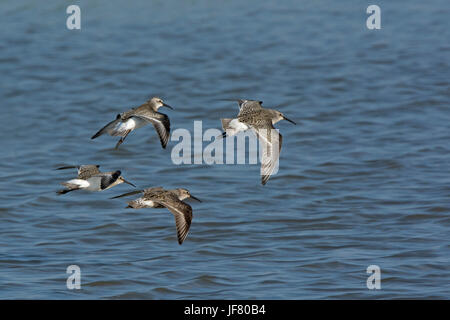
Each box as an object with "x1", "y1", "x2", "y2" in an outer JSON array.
[
  {"x1": 134, "y1": 112, "x2": 171, "y2": 148},
  {"x1": 141, "y1": 187, "x2": 166, "y2": 198},
  {"x1": 251, "y1": 123, "x2": 282, "y2": 185},
  {"x1": 77, "y1": 165, "x2": 101, "y2": 179},
  {"x1": 158, "y1": 194, "x2": 193, "y2": 245}
]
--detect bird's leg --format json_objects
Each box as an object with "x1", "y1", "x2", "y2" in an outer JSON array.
[
  {"x1": 216, "y1": 132, "x2": 227, "y2": 140},
  {"x1": 115, "y1": 138, "x2": 124, "y2": 149},
  {"x1": 115, "y1": 130, "x2": 131, "y2": 149}
]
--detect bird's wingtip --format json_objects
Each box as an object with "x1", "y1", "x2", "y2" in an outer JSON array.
[{"x1": 261, "y1": 176, "x2": 269, "y2": 185}]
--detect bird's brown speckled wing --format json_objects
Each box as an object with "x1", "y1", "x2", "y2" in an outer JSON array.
[
  {"x1": 157, "y1": 193, "x2": 193, "y2": 245},
  {"x1": 237, "y1": 99, "x2": 263, "y2": 117}
]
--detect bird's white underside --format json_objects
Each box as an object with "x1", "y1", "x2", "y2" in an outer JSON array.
[
  {"x1": 227, "y1": 118, "x2": 249, "y2": 136},
  {"x1": 65, "y1": 177, "x2": 103, "y2": 191},
  {"x1": 65, "y1": 179, "x2": 91, "y2": 189},
  {"x1": 138, "y1": 199, "x2": 156, "y2": 207},
  {"x1": 113, "y1": 117, "x2": 148, "y2": 135}
]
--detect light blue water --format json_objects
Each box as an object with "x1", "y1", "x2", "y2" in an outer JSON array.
[{"x1": 0, "y1": 0, "x2": 449, "y2": 299}]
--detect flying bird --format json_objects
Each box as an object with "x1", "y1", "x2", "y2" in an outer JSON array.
[
  {"x1": 111, "y1": 187, "x2": 201, "y2": 245},
  {"x1": 220, "y1": 99, "x2": 296, "y2": 185},
  {"x1": 56, "y1": 165, "x2": 135, "y2": 194},
  {"x1": 91, "y1": 97, "x2": 173, "y2": 149}
]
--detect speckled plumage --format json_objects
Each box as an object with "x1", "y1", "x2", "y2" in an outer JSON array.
[
  {"x1": 221, "y1": 99, "x2": 296, "y2": 185},
  {"x1": 112, "y1": 187, "x2": 201, "y2": 245}
]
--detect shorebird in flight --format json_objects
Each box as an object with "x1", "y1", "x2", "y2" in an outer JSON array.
[
  {"x1": 220, "y1": 99, "x2": 296, "y2": 185},
  {"x1": 112, "y1": 187, "x2": 201, "y2": 245},
  {"x1": 91, "y1": 97, "x2": 173, "y2": 149},
  {"x1": 56, "y1": 165, "x2": 135, "y2": 195}
]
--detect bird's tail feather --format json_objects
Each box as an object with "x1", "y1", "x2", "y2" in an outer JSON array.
[
  {"x1": 217, "y1": 118, "x2": 233, "y2": 139},
  {"x1": 221, "y1": 118, "x2": 233, "y2": 130}
]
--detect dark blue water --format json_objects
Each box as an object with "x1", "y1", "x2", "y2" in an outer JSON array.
[{"x1": 0, "y1": 0, "x2": 449, "y2": 299}]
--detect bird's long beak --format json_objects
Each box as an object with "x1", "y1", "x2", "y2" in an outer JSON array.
[
  {"x1": 121, "y1": 177, "x2": 136, "y2": 187},
  {"x1": 190, "y1": 195, "x2": 202, "y2": 202},
  {"x1": 283, "y1": 116, "x2": 296, "y2": 125},
  {"x1": 162, "y1": 103, "x2": 173, "y2": 110}
]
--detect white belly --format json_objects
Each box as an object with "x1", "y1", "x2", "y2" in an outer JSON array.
[
  {"x1": 114, "y1": 117, "x2": 147, "y2": 135},
  {"x1": 128, "y1": 117, "x2": 147, "y2": 129},
  {"x1": 139, "y1": 199, "x2": 157, "y2": 207},
  {"x1": 229, "y1": 118, "x2": 249, "y2": 132},
  {"x1": 65, "y1": 179, "x2": 90, "y2": 189}
]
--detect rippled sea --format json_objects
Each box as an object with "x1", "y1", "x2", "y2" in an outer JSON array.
[{"x1": 0, "y1": 0, "x2": 449, "y2": 299}]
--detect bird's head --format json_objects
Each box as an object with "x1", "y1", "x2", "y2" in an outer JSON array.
[
  {"x1": 115, "y1": 171, "x2": 136, "y2": 188},
  {"x1": 175, "y1": 188, "x2": 202, "y2": 202},
  {"x1": 272, "y1": 110, "x2": 296, "y2": 125},
  {"x1": 149, "y1": 97, "x2": 173, "y2": 111}
]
